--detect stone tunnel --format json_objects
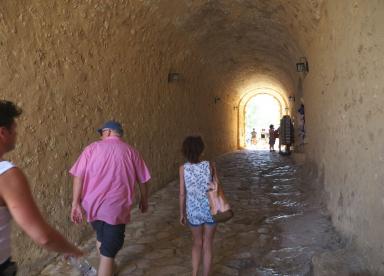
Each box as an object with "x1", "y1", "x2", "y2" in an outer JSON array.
[{"x1": 1, "y1": 0, "x2": 383, "y2": 274}]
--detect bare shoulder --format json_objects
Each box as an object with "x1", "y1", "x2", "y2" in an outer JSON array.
[
  {"x1": 209, "y1": 161, "x2": 217, "y2": 168},
  {"x1": 0, "y1": 167, "x2": 28, "y2": 192},
  {"x1": 0, "y1": 166, "x2": 25, "y2": 181}
]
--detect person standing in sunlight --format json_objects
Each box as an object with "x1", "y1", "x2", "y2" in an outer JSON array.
[
  {"x1": 269, "y1": 124, "x2": 276, "y2": 152},
  {"x1": 251, "y1": 128, "x2": 257, "y2": 145}
]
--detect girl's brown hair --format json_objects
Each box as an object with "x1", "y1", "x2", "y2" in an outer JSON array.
[{"x1": 182, "y1": 136, "x2": 205, "y2": 163}]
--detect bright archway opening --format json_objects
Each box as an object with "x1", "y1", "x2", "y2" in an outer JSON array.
[
  {"x1": 245, "y1": 94, "x2": 282, "y2": 150},
  {"x1": 238, "y1": 88, "x2": 289, "y2": 149}
]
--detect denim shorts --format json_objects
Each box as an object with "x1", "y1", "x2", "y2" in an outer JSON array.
[
  {"x1": 187, "y1": 220, "x2": 217, "y2": 227},
  {"x1": 91, "y1": 220, "x2": 126, "y2": 258}
]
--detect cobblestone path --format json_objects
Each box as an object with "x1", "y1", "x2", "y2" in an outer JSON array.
[{"x1": 40, "y1": 150, "x2": 344, "y2": 276}]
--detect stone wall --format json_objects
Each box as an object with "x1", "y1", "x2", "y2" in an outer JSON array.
[
  {"x1": 5, "y1": 0, "x2": 383, "y2": 272},
  {"x1": 0, "y1": 1, "x2": 236, "y2": 269},
  {"x1": 304, "y1": 0, "x2": 384, "y2": 272}
]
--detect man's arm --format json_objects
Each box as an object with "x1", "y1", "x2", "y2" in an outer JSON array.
[
  {"x1": 0, "y1": 168, "x2": 83, "y2": 256},
  {"x1": 133, "y1": 151, "x2": 151, "y2": 213},
  {"x1": 71, "y1": 176, "x2": 83, "y2": 224},
  {"x1": 138, "y1": 181, "x2": 149, "y2": 213}
]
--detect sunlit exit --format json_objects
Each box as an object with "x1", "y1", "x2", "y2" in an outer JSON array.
[{"x1": 245, "y1": 94, "x2": 282, "y2": 150}]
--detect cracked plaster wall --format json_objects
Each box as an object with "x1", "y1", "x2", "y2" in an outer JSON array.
[
  {"x1": 0, "y1": 1, "x2": 235, "y2": 270},
  {"x1": 304, "y1": 0, "x2": 384, "y2": 272},
  {"x1": 4, "y1": 0, "x2": 381, "y2": 273}
]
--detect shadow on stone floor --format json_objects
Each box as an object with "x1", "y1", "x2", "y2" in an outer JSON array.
[{"x1": 38, "y1": 150, "x2": 369, "y2": 276}]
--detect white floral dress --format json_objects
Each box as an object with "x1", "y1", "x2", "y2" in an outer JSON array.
[{"x1": 184, "y1": 161, "x2": 215, "y2": 225}]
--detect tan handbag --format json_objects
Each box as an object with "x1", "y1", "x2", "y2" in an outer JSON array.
[{"x1": 207, "y1": 162, "x2": 234, "y2": 223}]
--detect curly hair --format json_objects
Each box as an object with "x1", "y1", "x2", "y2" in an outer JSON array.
[
  {"x1": 182, "y1": 136, "x2": 205, "y2": 163},
  {"x1": 0, "y1": 100, "x2": 22, "y2": 129}
]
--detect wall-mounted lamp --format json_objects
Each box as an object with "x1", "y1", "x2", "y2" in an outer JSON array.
[
  {"x1": 168, "y1": 72, "x2": 181, "y2": 83},
  {"x1": 296, "y1": 57, "x2": 309, "y2": 73},
  {"x1": 288, "y1": 95, "x2": 295, "y2": 102},
  {"x1": 214, "y1": 96, "x2": 221, "y2": 104}
]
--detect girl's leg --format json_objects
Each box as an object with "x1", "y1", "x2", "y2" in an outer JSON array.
[
  {"x1": 190, "y1": 225, "x2": 204, "y2": 276},
  {"x1": 202, "y1": 224, "x2": 217, "y2": 276},
  {"x1": 98, "y1": 256, "x2": 114, "y2": 276},
  {"x1": 96, "y1": 240, "x2": 101, "y2": 255}
]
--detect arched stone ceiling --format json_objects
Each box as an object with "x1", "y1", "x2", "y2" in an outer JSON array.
[{"x1": 153, "y1": 0, "x2": 323, "y2": 97}]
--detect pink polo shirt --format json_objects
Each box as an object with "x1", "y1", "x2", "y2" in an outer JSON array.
[{"x1": 69, "y1": 136, "x2": 151, "y2": 225}]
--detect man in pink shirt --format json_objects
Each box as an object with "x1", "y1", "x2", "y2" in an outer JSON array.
[{"x1": 70, "y1": 121, "x2": 151, "y2": 276}]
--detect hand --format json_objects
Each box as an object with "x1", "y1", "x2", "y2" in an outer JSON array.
[
  {"x1": 72, "y1": 248, "x2": 85, "y2": 258},
  {"x1": 71, "y1": 203, "x2": 83, "y2": 224},
  {"x1": 139, "y1": 198, "x2": 148, "y2": 213},
  {"x1": 63, "y1": 248, "x2": 85, "y2": 260},
  {"x1": 208, "y1": 182, "x2": 217, "y2": 191},
  {"x1": 180, "y1": 215, "x2": 186, "y2": 226}
]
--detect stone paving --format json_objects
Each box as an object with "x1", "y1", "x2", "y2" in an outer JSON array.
[{"x1": 39, "y1": 150, "x2": 353, "y2": 275}]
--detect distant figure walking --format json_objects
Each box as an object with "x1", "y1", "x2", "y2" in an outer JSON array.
[
  {"x1": 269, "y1": 124, "x2": 276, "y2": 152},
  {"x1": 179, "y1": 136, "x2": 217, "y2": 276},
  {"x1": 275, "y1": 127, "x2": 281, "y2": 152},
  {"x1": 251, "y1": 128, "x2": 257, "y2": 145}
]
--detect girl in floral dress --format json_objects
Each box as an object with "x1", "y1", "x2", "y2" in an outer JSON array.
[{"x1": 179, "y1": 136, "x2": 217, "y2": 276}]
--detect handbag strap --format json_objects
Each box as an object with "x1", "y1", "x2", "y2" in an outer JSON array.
[{"x1": 209, "y1": 161, "x2": 219, "y2": 183}]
